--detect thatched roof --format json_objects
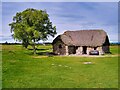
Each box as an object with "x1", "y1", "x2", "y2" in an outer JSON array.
[{"x1": 53, "y1": 30, "x2": 110, "y2": 47}]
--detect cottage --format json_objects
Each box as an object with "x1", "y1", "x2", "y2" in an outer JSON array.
[{"x1": 52, "y1": 30, "x2": 110, "y2": 55}]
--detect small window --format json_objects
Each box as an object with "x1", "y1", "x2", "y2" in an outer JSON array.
[{"x1": 59, "y1": 44, "x2": 62, "y2": 48}]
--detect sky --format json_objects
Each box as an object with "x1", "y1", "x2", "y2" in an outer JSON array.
[{"x1": 1, "y1": 2, "x2": 118, "y2": 43}]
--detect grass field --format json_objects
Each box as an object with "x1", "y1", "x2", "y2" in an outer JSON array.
[{"x1": 2, "y1": 45, "x2": 119, "y2": 88}]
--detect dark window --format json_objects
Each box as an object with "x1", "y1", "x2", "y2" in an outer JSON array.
[{"x1": 59, "y1": 44, "x2": 62, "y2": 48}]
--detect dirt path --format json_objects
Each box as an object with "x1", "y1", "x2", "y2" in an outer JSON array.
[
  {"x1": 67, "y1": 54, "x2": 120, "y2": 57},
  {"x1": 32, "y1": 54, "x2": 119, "y2": 58}
]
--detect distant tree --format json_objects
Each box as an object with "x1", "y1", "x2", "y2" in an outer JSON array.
[
  {"x1": 5, "y1": 41, "x2": 8, "y2": 44},
  {"x1": 9, "y1": 8, "x2": 57, "y2": 54}
]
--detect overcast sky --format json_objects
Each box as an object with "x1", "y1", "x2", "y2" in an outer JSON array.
[{"x1": 1, "y1": 2, "x2": 118, "y2": 43}]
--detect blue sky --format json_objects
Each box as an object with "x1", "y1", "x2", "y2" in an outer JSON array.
[{"x1": 1, "y1": 2, "x2": 118, "y2": 43}]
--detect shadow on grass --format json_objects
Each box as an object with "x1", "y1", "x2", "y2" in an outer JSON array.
[
  {"x1": 28, "y1": 48, "x2": 49, "y2": 51},
  {"x1": 37, "y1": 52, "x2": 49, "y2": 55},
  {"x1": 26, "y1": 50, "x2": 57, "y2": 57},
  {"x1": 26, "y1": 47, "x2": 57, "y2": 56},
  {"x1": 37, "y1": 52, "x2": 57, "y2": 57}
]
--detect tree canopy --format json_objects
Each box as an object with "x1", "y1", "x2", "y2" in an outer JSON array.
[{"x1": 9, "y1": 8, "x2": 57, "y2": 54}]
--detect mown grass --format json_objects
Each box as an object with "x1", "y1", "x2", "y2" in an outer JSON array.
[
  {"x1": 0, "y1": 45, "x2": 2, "y2": 89},
  {"x1": 2, "y1": 45, "x2": 119, "y2": 88}
]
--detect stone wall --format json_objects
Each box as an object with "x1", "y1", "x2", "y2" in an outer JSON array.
[
  {"x1": 53, "y1": 43, "x2": 106, "y2": 55},
  {"x1": 53, "y1": 40, "x2": 66, "y2": 55},
  {"x1": 65, "y1": 46, "x2": 69, "y2": 55},
  {"x1": 76, "y1": 46, "x2": 103, "y2": 55},
  {"x1": 97, "y1": 46, "x2": 104, "y2": 55},
  {"x1": 102, "y1": 45, "x2": 110, "y2": 53},
  {"x1": 76, "y1": 47, "x2": 83, "y2": 55}
]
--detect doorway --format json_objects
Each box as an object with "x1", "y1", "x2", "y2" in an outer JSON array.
[{"x1": 82, "y1": 46, "x2": 87, "y2": 54}]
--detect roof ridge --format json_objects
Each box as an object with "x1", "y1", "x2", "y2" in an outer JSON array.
[{"x1": 64, "y1": 29, "x2": 104, "y2": 32}]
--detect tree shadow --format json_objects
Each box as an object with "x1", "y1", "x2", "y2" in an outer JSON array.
[
  {"x1": 37, "y1": 51, "x2": 58, "y2": 56},
  {"x1": 37, "y1": 52, "x2": 48, "y2": 55},
  {"x1": 28, "y1": 48, "x2": 49, "y2": 51},
  {"x1": 26, "y1": 47, "x2": 57, "y2": 56}
]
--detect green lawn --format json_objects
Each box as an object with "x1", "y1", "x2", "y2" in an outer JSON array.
[{"x1": 2, "y1": 45, "x2": 119, "y2": 88}]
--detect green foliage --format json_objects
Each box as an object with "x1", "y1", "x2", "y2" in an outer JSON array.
[
  {"x1": 2, "y1": 45, "x2": 118, "y2": 88},
  {"x1": 9, "y1": 8, "x2": 57, "y2": 54}
]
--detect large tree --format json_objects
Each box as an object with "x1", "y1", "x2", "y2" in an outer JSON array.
[{"x1": 9, "y1": 8, "x2": 57, "y2": 54}]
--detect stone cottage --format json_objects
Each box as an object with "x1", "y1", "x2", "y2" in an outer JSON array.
[{"x1": 52, "y1": 30, "x2": 110, "y2": 55}]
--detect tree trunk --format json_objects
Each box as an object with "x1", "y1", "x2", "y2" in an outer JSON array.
[
  {"x1": 33, "y1": 39, "x2": 36, "y2": 55},
  {"x1": 33, "y1": 44, "x2": 36, "y2": 54}
]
